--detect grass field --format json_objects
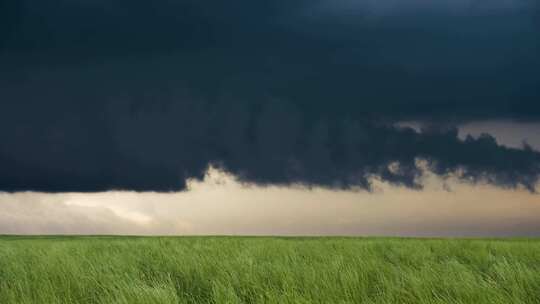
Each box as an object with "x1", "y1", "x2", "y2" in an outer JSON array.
[{"x1": 1, "y1": 236, "x2": 539, "y2": 303}]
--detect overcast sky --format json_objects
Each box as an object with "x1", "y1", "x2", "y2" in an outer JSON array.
[{"x1": 1, "y1": 0, "x2": 539, "y2": 236}]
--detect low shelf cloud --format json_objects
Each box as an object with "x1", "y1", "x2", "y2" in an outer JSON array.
[
  {"x1": 1, "y1": 0, "x2": 539, "y2": 193},
  {"x1": 1, "y1": 96, "x2": 540, "y2": 192}
]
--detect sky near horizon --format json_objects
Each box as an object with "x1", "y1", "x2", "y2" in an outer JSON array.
[{"x1": 1, "y1": 0, "x2": 539, "y2": 236}]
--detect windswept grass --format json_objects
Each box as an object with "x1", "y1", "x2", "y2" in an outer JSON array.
[{"x1": 1, "y1": 236, "x2": 539, "y2": 303}]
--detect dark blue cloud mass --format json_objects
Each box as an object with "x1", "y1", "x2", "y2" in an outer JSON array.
[{"x1": 0, "y1": 0, "x2": 539, "y2": 192}]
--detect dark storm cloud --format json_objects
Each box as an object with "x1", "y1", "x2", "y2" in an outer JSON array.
[{"x1": 0, "y1": 0, "x2": 539, "y2": 192}]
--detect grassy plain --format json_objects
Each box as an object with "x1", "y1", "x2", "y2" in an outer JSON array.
[{"x1": 1, "y1": 236, "x2": 539, "y2": 303}]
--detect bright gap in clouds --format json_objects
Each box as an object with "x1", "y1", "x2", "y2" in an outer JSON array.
[
  {"x1": 397, "y1": 120, "x2": 540, "y2": 151},
  {"x1": 459, "y1": 120, "x2": 540, "y2": 151},
  {"x1": 1, "y1": 166, "x2": 539, "y2": 237}
]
